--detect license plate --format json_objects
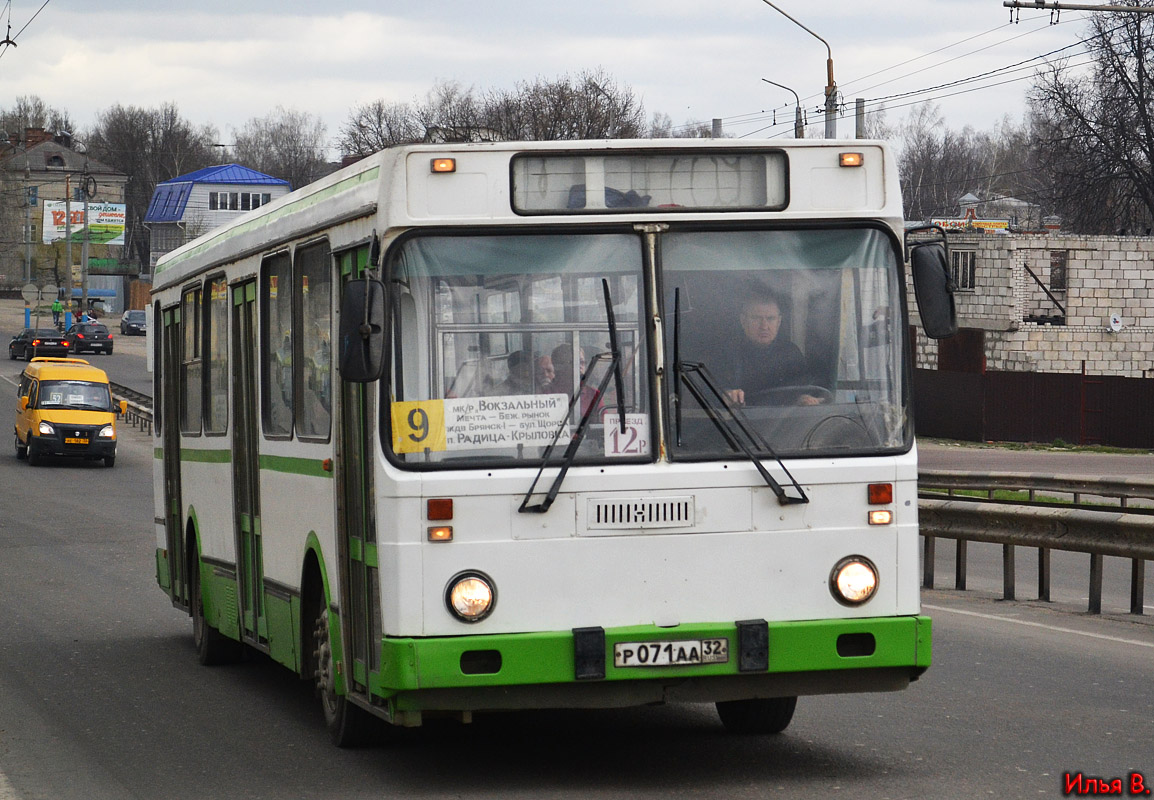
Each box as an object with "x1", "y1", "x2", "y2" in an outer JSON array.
[
  {"x1": 613, "y1": 638, "x2": 729, "y2": 668},
  {"x1": 65, "y1": 437, "x2": 88, "y2": 444}
]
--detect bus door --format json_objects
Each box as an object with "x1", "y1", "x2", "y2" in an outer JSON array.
[
  {"x1": 336, "y1": 248, "x2": 379, "y2": 694},
  {"x1": 161, "y1": 306, "x2": 189, "y2": 610},
  {"x1": 232, "y1": 280, "x2": 266, "y2": 644}
]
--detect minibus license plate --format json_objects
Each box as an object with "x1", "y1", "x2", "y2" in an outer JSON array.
[
  {"x1": 65, "y1": 437, "x2": 88, "y2": 444},
  {"x1": 613, "y1": 638, "x2": 728, "y2": 668}
]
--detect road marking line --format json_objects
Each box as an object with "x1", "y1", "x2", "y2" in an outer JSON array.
[
  {"x1": 923, "y1": 603, "x2": 1154, "y2": 648},
  {"x1": 0, "y1": 768, "x2": 19, "y2": 800}
]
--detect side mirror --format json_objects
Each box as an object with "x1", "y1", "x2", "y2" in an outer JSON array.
[
  {"x1": 338, "y1": 277, "x2": 387, "y2": 383},
  {"x1": 119, "y1": 399, "x2": 128, "y2": 416},
  {"x1": 19, "y1": 396, "x2": 29, "y2": 411},
  {"x1": 907, "y1": 227, "x2": 958, "y2": 340}
]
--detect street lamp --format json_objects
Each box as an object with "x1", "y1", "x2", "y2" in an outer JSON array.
[
  {"x1": 759, "y1": 0, "x2": 839, "y2": 138},
  {"x1": 762, "y1": 78, "x2": 805, "y2": 138}
]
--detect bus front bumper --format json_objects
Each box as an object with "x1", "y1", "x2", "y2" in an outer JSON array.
[{"x1": 370, "y1": 615, "x2": 931, "y2": 715}]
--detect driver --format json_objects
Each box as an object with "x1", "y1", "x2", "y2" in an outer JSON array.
[{"x1": 720, "y1": 289, "x2": 823, "y2": 407}]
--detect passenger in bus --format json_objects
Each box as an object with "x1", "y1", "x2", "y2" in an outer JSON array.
[
  {"x1": 493, "y1": 350, "x2": 537, "y2": 396},
  {"x1": 551, "y1": 344, "x2": 597, "y2": 414},
  {"x1": 535, "y1": 354, "x2": 555, "y2": 391},
  {"x1": 719, "y1": 288, "x2": 824, "y2": 407}
]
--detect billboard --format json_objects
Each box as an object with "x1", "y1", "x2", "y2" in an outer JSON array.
[{"x1": 42, "y1": 201, "x2": 127, "y2": 246}]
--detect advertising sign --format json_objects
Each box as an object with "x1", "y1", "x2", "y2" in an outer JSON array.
[{"x1": 42, "y1": 201, "x2": 127, "y2": 245}]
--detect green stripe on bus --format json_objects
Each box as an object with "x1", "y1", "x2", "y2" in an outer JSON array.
[
  {"x1": 156, "y1": 166, "x2": 380, "y2": 275},
  {"x1": 180, "y1": 448, "x2": 231, "y2": 463},
  {"x1": 258, "y1": 454, "x2": 334, "y2": 478},
  {"x1": 158, "y1": 448, "x2": 332, "y2": 478},
  {"x1": 374, "y1": 616, "x2": 930, "y2": 694}
]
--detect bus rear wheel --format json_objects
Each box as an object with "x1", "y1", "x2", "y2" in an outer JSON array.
[
  {"x1": 716, "y1": 696, "x2": 798, "y2": 735},
  {"x1": 310, "y1": 602, "x2": 378, "y2": 747}
]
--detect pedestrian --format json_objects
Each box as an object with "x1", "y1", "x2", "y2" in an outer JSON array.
[{"x1": 51, "y1": 296, "x2": 63, "y2": 327}]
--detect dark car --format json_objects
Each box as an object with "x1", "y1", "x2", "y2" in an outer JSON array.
[
  {"x1": 66, "y1": 323, "x2": 114, "y2": 355},
  {"x1": 120, "y1": 309, "x2": 146, "y2": 336},
  {"x1": 8, "y1": 328, "x2": 71, "y2": 361}
]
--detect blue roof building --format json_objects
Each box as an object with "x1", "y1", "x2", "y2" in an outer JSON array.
[{"x1": 144, "y1": 164, "x2": 290, "y2": 269}]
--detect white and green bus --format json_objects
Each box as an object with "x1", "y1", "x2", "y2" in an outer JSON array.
[{"x1": 152, "y1": 139, "x2": 956, "y2": 745}]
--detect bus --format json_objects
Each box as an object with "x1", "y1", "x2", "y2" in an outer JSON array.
[{"x1": 152, "y1": 139, "x2": 956, "y2": 745}]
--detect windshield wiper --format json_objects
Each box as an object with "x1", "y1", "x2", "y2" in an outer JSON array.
[
  {"x1": 520, "y1": 279, "x2": 624, "y2": 514},
  {"x1": 677, "y1": 360, "x2": 809, "y2": 506}
]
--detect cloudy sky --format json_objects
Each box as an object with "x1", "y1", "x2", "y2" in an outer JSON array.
[{"x1": 0, "y1": 0, "x2": 1091, "y2": 156}]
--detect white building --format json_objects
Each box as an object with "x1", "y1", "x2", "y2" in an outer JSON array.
[{"x1": 143, "y1": 164, "x2": 290, "y2": 270}]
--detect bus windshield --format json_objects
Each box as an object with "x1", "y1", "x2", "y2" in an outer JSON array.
[
  {"x1": 664, "y1": 226, "x2": 909, "y2": 459},
  {"x1": 387, "y1": 232, "x2": 649, "y2": 467}
]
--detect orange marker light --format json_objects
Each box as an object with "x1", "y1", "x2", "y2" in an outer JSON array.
[
  {"x1": 868, "y1": 483, "x2": 893, "y2": 505},
  {"x1": 431, "y1": 158, "x2": 457, "y2": 173},
  {"x1": 428, "y1": 526, "x2": 453, "y2": 542},
  {"x1": 839, "y1": 152, "x2": 864, "y2": 167},
  {"x1": 427, "y1": 498, "x2": 453, "y2": 520}
]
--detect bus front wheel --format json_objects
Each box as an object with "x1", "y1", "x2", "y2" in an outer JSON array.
[
  {"x1": 310, "y1": 602, "x2": 378, "y2": 747},
  {"x1": 716, "y1": 696, "x2": 798, "y2": 735}
]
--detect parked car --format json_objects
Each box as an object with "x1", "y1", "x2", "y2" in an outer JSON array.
[
  {"x1": 8, "y1": 328, "x2": 71, "y2": 361},
  {"x1": 14, "y1": 356, "x2": 126, "y2": 467},
  {"x1": 120, "y1": 309, "x2": 146, "y2": 336},
  {"x1": 66, "y1": 323, "x2": 114, "y2": 355}
]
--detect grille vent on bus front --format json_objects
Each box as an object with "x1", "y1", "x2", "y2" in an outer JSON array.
[{"x1": 586, "y1": 496, "x2": 695, "y2": 530}]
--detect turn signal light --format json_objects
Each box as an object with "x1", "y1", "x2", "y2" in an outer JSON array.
[
  {"x1": 868, "y1": 483, "x2": 893, "y2": 504},
  {"x1": 428, "y1": 526, "x2": 453, "y2": 542},
  {"x1": 839, "y1": 152, "x2": 864, "y2": 167},
  {"x1": 431, "y1": 157, "x2": 456, "y2": 173}
]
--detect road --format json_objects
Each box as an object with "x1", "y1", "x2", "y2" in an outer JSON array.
[{"x1": 2, "y1": 306, "x2": 1153, "y2": 798}]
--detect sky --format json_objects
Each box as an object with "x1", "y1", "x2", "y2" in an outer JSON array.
[{"x1": 0, "y1": 0, "x2": 1098, "y2": 158}]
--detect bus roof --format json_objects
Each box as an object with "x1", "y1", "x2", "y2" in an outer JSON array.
[{"x1": 152, "y1": 139, "x2": 901, "y2": 293}]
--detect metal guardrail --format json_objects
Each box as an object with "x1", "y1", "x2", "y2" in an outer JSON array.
[
  {"x1": 919, "y1": 470, "x2": 1153, "y2": 616},
  {"x1": 110, "y1": 382, "x2": 153, "y2": 436}
]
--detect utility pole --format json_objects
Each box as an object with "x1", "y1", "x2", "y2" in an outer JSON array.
[
  {"x1": 23, "y1": 165, "x2": 32, "y2": 283},
  {"x1": 762, "y1": 78, "x2": 805, "y2": 138},
  {"x1": 64, "y1": 174, "x2": 72, "y2": 328},
  {"x1": 81, "y1": 163, "x2": 90, "y2": 320},
  {"x1": 760, "y1": 1, "x2": 838, "y2": 138}
]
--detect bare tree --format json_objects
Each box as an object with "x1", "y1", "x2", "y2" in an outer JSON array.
[
  {"x1": 1028, "y1": 8, "x2": 1154, "y2": 234},
  {"x1": 337, "y1": 70, "x2": 654, "y2": 160},
  {"x1": 483, "y1": 69, "x2": 646, "y2": 141},
  {"x1": 0, "y1": 95, "x2": 74, "y2": 141},
  {"x1": 232, "y1": 106, "x2": 330, "y2": 190},
  {"x1": 86, "y1": 102, "x2": 219, "y2": 269},
  {"x1": 895, "y1": 103, "x2": 1038, "y2": 224},
  {"x1": 339, "y1": 99, "x2": 423, "y2": 156}
]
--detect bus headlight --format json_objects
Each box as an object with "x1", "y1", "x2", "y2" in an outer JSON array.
[
  {"x1": 830, "y1": 556, "x2": 878, "y2": 606},
  {"x1": 445, "y1": 571, "x2": 496, "y2": 622},
  {"x1": 38, "y1": 421, "x2": 55, "y2": 435},
  {"x1": 98, "y1": 425, "x2": 115, "y2": 439}
]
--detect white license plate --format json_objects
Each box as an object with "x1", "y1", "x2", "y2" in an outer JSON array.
[{"x1": 613, "y1": 638, "x2": 729, "y2": 668}]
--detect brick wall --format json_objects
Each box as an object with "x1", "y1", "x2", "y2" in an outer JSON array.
[{"x1": 908, "y1": 233, "x2": 1154, "y2": 378}]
